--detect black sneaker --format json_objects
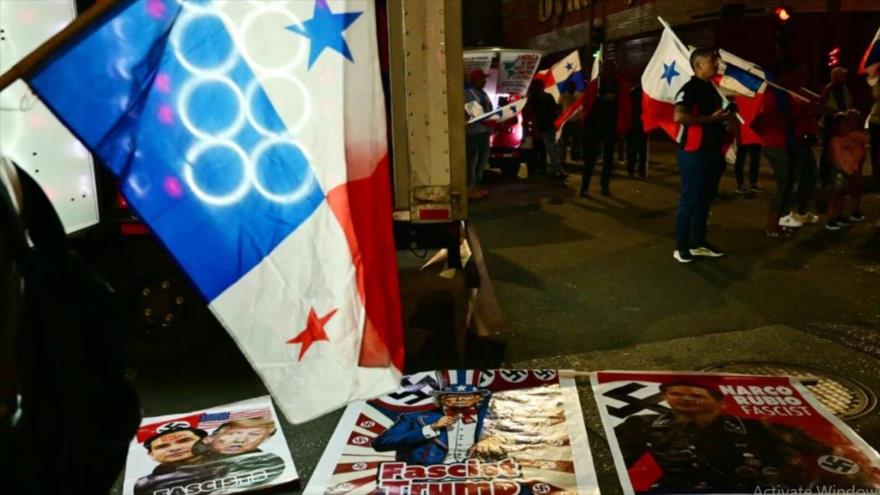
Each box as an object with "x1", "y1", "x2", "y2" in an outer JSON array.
[
  {"x1": 690, "y1": 243, "x2": 724, "y2": 258},
  {"x1": 673, "y1": 249, "x2": 694, "y2": 263},
  {"x1": 849, "y1": 212, "x2": 865, "y2": 222},
  {"x1": 825, "y1": 219, "x2": 841, "y2": 231},
  {"x1": 601, "y1": 189, "x2": 611, "y2": 197},
  {"x1": 735, "y1": 185, "x2": 749, "y2": 195},
  {"x1": 835, "y1": 216, "x2": 851, "y2": 227},
  {"x1": 750, "y1": 184, "x2": 765, "y2": 193}
]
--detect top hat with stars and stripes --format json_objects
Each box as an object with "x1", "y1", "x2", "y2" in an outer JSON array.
[{"x1": 431, "y1": 370, "x2": 491, "y2": 398}]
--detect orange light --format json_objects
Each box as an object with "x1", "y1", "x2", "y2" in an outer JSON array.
[{"x1": 775, "y1": 6, "x2": 790, "y2": 22}]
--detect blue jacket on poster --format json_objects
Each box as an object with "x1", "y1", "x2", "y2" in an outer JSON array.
[{"x1": 371, "y1": 408, "x2": 489, "y2": 466}]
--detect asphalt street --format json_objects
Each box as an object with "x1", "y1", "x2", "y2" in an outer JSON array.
[{"x1": 112, "y1": 139, "x2": 880, "y2": 494}]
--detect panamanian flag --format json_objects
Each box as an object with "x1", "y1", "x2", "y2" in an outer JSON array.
[
  {"x1": 26, "y1": 0, "x2": 404, "y2": 423},
  {"x1": 642, "y1": 27, "x2": 736, "y2": 161},
  {"x1": 641, "y1": 27, "x2": 692, "y2": 141},
  {"x1": 535, "y1": 49, "x2": 584, "y2": 102},
  {"x1": 859, "y1": 26, "x2": 880, "y2": 87},
  {"x1": 467, "y1": 97, "x2": 528, "y2": 125},
  {"x1": 718, "y1": 49, "x2": 768, "y2": 146},
  {"x1": 554, "y1": 45, "x2": 601, "y2": 140}
]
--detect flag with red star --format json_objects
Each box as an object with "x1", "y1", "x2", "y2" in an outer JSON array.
[{"x1": 26, "y1": 0, "x2": 404, "y2": 423}]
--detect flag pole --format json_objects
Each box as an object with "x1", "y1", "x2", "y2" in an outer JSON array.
[
  {"x1": 0, "y1": 0, "x2": 131, "y2": 92},
  {"x1": 799, "y1": 87, "x2": 820, "y2": 98}
]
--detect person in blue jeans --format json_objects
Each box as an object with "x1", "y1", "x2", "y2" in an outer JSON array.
[
  {"x1": 465, "y1": 70, "x2": 494, "y2": 199},
  {"x1": 671, "y1": 48, "x2": 735, "y2": 263},
  {"x1": 525, "y1": 80, "x2": 567, "y2": 178}
]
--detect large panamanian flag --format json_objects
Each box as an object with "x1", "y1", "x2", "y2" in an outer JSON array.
[{"x1": 26, "y1": 0, "x2": 404, "y2": 423}]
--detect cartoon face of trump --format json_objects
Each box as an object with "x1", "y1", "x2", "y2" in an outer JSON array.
[{"x1": 202, "y1": 418, "x2": 276, "y2": 456}]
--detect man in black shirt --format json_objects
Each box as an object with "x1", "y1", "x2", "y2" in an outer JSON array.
[
  {"x1": 671, "y1": 48, "x2": 735, "y2": 263},
  {"x1": 581, "y1": 62, "x2": 629, "y2": 197},
  {"x1": 627, "y1": 83, "x2": 648, "y2": 178}
]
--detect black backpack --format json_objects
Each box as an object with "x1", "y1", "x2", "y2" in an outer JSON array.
[{"x1": 0, "y1": 164, "x2": 141, "y2": 494}]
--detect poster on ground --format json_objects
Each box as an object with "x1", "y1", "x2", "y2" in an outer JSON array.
[
  {"x1": 308, "y1": 369, "x2": 600, "y2": 494},
  {"x1": 122, "y1": 396, "x2": 297, "y2": 495},
  {"x1": 592, "y1": 371, "x2": 880, "y2": 495},
  {"x1": 497, "y1": 51, "x2": 541, "y2": 96}
]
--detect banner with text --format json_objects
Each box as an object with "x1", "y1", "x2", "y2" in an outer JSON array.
[
  {"x1": 497, "y1": 51, "x2": 542, "y2": 96},
  {"x1": 308, "y1": 369, "x2": 599, "y2": 494},
  {"x1": 463, "y1": 51, "x2": 495, "y2": 78},
  {"x1": 122, "y1": 396, "x2": 297, "y2": 495},
  {"x1": 593, "y1": 371, "x2": 880, "y2": 495}
]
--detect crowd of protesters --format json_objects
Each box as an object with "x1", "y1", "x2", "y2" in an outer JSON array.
[{"x1": 464, "y1": 49, "x2": 879, "y2": 263}]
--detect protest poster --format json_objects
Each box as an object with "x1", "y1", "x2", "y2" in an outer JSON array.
[
  {"x1": 592, "y1": 371, "x2": 880, "y2": 495},
  {"x1": 464, "y1": 51, "x2": 495, "y2": 78},
  {"x1": 497, "y1": 51, "x2": 541, "y2": 96},
  {"x1": 308, "y1": 369, "x2": 600, "y2": 494},
  {"x1": 122, "y1": 396, "x2": 297, "y2": 495}
]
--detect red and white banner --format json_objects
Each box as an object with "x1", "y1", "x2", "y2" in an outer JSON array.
[{"x1": 593, "y1": 371, "x2": 880, "y2": 495}]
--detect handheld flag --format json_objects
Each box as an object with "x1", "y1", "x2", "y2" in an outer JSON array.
[
  {"x1": 26, "y1": 0, "x2": 404, "y2": 423},
  {"x1": 537, "y1": 50, "x2": 584, "y2": 102},
  {"x1": 717, "y1": 49, "x2": 767, "y2": 97},
  {"x1": 552, "y1": 45, "x2": 600, "y2": 139},
  {"x1": 641, "y1": 27, "x2": 693, "y2": 141},
  {"x1": 717, "y1": 49, "x2": 769, "y2": 146},
  {"x1": 468, "y1": 97, "x2": 527, "y2": 124},
  {"x1": 859, "y1": 26, "x2": 880, "y2": 86}
]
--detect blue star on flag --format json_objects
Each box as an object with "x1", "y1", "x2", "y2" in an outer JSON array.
[
  {"x1": 565, "y1": 62, "x2": 574, "y2": 71},
  {"x1": 661, "y1": 60, "x2": 680, "y2": 85},
  {"x1": 286, "y1": 0, "x2": 363, "y2": 69}
]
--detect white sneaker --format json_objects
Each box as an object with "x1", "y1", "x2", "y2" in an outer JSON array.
[
  {"x1": 778, "y1": 213, "x2": 803, "y2": 228},
  {"x1": 791, "y1": 211, "x2": 819, "y2": 224}
]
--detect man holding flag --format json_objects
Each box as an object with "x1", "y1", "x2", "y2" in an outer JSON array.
[
  {"x1": 641, "y1": 24, "x2": 735, "y2": 263},
  {"x1": 579, "y1": 57, "x2": 631, "y2": 197},
  {"x1": 671, "y1": 48, "x2": 735, "y2": 262}
]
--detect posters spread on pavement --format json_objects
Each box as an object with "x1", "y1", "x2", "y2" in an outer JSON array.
[
  {"x1": 122, "y1": 396, "x2": 297, "y2": 495},
  {"x1": 308, "y1": 369, "x2": 599, "y2": 494},
  {"x1": 592, "y1": 371, "x2": 880, "y2": 495},
  {"x1": 497, "y1": 51, "x2": 541, "y2": 96}
]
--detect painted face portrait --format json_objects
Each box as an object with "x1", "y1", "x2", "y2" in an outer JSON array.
[
  {"x1": 664, "y1": 385, "x2": 723, "y2": 415},
  {"x1": 148, "y1": 430, "x2": 201, "y2": 464},
  {"x1": 204, "y1": 426, "x2": 273, "y2": 455},
  {"x1": 439, "y1": 393, "x2": 483, "y2": 410}
]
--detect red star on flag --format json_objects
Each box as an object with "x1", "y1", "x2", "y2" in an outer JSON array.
[{"x1": 287, "y1": 308, "x2": 337, "y2": 360}]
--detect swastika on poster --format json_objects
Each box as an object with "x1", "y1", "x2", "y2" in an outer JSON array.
[
  {"x1": 480, "y1": 370, "x2": 496, "y2": 387},
  {"x1": 818, "y1": 455, "x2": 859, "y2": 475},
  {"x1": 157, "y1": 421, "x2": 191, "y2": 433},
  {"x1": 533, "y1": 483, "x2": 552, "y2": 494},
  {"x1": 533, "y1": 370, "x2": 557, "y2": 381},
  {"x1": 381, "y1": 373, "x2": 439, "y2": 407},
  {"x1": 500, "y1": 369, "x2": 529, "y2": 383},
  {"x1": 603, "y1": 382, "x2": 667, "y2": 419},
  {"x1": 351, "y1": 435, "x2": 370, "y2": 445}
]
